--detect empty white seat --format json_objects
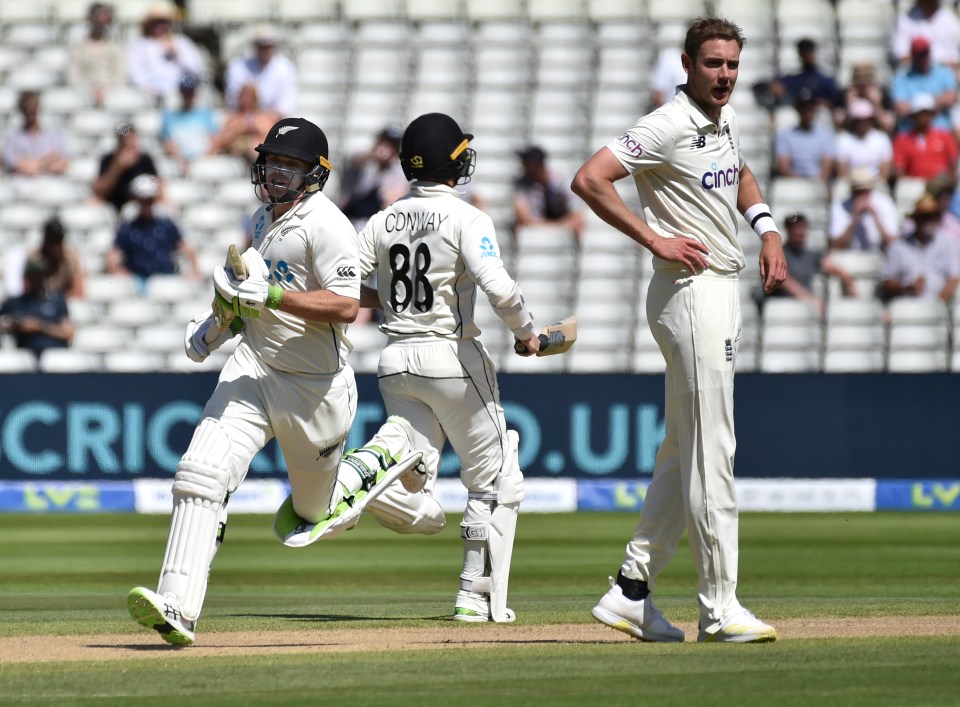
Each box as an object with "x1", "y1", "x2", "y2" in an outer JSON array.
[
  {"x1": 888, "y1": 298, "x2": 949, "y2": 327},
  {"x1": 71, "y1": 324, "x2": 131, "y2": 353},
  {"x1": 827, "y1": 250, "x2": 884, "y2": 278},
  {"x1": 824, "y1": 324, "x2": 885, "y2": 351},
  {"x1": 762, "y1": 324, "x2": 822, "y2": 350},
  {"x1": 39, "y1": 349, "x2": 102, "y2": 373},
  {"x1": 567, "y1": 348, "x2": 629, "y2": 372},
  {"x1": 632, "y1": 349, "x2": 667, "y2": 373},
  {"x1": 760, "y1": 349, "x2": 820, "y2": 373},
  {"x1": 136, "y1": 325, "x2": 185, "y2": 353},
  {"x1": 826, "y1": 298, "x2": 884, "y2": 326},
  {"x1": 823, "y1": 349, "x2": 884, "y2": 373},
  {"x1": 145, "y1": 274, "x2": 201, "y2": 305},
  {"x1": 346, "y1": 324, "x2": 387, "y2": 353},
  {"x1": 85, "y1": 275, "x2": 139, "y2": 303},
  {"x1": 888, "y1": 324, "x2": 949, "y2": 352},
  {"x1": 762, "y1": 298, "x2": 820, "y2": 325},
  {"x1": 103, "y1": 351, "x2": 166, "y2": 372},
  {"x1": 0, "y1": 349, "x2": 38, "y2": 372},
  {"x1": 107, "y1": 300, "x2": 164, "y2": 328},
  {"x1": 888, "y1": 349, "x2": 948, "y2": 373}
]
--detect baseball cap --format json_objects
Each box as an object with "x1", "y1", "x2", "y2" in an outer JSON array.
[
  {"x1": 848, "y1": 99, "x2": 875, "y2": 120},
  {"x1": 252, "y1": 24, "x2": 278, "y2": 45},
  {"x1": 129, "y1": 174, "x2": 159, "y2": 200},
  {"x1": 911, "y1": 36, "x2": 932, "y2": 54},
  {"x1": 255, "y1": 117, "x2": 330, "y2": 166},
  {"x1": 910, "y1": 94, "x2": 936, "y2": 114},
  {"x1": 517, "y1": 144, "x2": 547, "y2": 163}
]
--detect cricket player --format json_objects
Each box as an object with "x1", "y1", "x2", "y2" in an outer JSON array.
[
  {"x1": 572, "y1": 18, "x2": 788, "y2": 642},
  {"x1": 358, "y1": 113, "x2": 540, "y2": 622},
  {"x1": 127, "y1": 117, "x2": 439, "y2": 647}
]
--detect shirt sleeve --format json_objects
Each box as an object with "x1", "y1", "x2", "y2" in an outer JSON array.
[
  {"x1": 829, "y1": 198, "x2": 852, "y2": 239},
  {"x1": 605, "y1": 108, "x2": 678, "y2": 175},
  {"x1": 311, "y1": 213, "x2": 360, "y2": 300},
  {"x1": 357, "y1": 215, "x2": 379, "y2": 280}
]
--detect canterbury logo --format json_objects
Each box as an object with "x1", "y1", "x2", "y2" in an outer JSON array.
[
  {"x1": 410, "y1": 155, "x2": 424, "y2": 168},
  {"x1": 336, "y1": 266, "x2": 356, "y2": 278},
  {"x1": 277, "y1": 126, "x2": 299, "y2": 137}
]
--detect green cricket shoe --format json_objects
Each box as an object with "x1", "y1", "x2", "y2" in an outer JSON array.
[{"x1": 127, "y1": 586, "x2": 196, "y2": 647}]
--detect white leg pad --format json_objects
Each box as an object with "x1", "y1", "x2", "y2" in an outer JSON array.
[
  {"x1": 157, "y1": 418, "x2": 232, "y2": 622},
  {"x1": 460, "y1": 430, "x2": 523, "y2": 623},
  {"x1": 366, "y1": 484, "x2": 446, "y2": 535}
]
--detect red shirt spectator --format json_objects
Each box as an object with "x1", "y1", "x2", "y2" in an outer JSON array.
[{"x1": 892, "y1": 94, "x2": 959, "y2": 179}]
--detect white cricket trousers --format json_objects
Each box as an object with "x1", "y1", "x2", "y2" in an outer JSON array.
[
  {"x1": 376, "y1": 338, "x2": 507, "y2": 494},
  {"x1": 203, "y1": 341, "x2": 357, "y2": 521},
  {"x1": 621, "y1": 268, "x2": 743, "y2": 623}
]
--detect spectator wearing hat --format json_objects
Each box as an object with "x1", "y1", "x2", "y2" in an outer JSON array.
[
  {"x1": 28, "y1": 216, "x2": 85, "y2": 300},
  {"x1": 774, "y1": 90, "x2": 836, "y2": 183},
  {"x1": 0, "y1": 257, "x2": 74, "y2": 360},
  {"x1": 2, "y1": 91, "x2": 69, "y2": 178},
  {"x1": 127, "y1": 1, "x2": 205, "y2": 105},
  {"x1": 891, "y1": 0, "x2": 960, "y2": 72},
  {"x1": 835, "y1": 99, "x2": 893, "y2": 182},
  {"x1": 926, "y1": 176, "x2": 960, "y2": 244},
  {"x1": 210, "y1": 83, "x2": 279, "y2": 164},
  {"x1": 829, "y1": 169, "x2": 900, "y2": 251},
  {"x1": 68, "y1": 3, "x2": 125, "y2": 108},
  {"x1": 891, "y1": 36, "x2": 957, "y2": 133},
  {"x1": 338, "y1": 126, "x2": 408, "y2": 229},
  {"x1": 161, "y1": 73, "x2": 218, "y2": 175},
  {"x1": 835, "y1": 63, "x2": 896, "y2": 135},
  {"x1": 881, "y1": 193, "x2": 960, "y2": 302},
  {"x1": 224, "y1": 24, "x2": 298, "y2": 115},
  {"x1": 513, "y1": 144, "x2": 585, "y2": 241},
  {"x1": 105, "y1": 174, "x2": 198, "y2": 284},
  {"x1": 760, "y1": 213, "x2": 856, "y2": 315},
  {"x1": 892, "y1": 94, "x2": 959, "y2": 180},
  {"x1": 767, "y1": 38, "x2": 838, "y2": 108},
  {"x1": 94, "y1": 123, "x2": 162, "y2": 214}
]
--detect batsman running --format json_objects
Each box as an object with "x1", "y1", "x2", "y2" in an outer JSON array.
[
  {"x1": 127, "y1": 117, "x2": 440, "y2": 647},
  {"x1": 572, "y1": 18, "x2": 787, "y2": 643},
  {"x1": 358, "y1": 113, "x2": 558, "y2": 622}
]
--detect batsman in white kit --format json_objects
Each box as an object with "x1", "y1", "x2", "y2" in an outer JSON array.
[
  {"x1": 127, "y1": 117, "x2": 440, "y2": 647},
  {"x1": 357, "y1": 113, "x2": 542, "y2": 622},
  {"x1": 572, "y1": 18, "x2": 788, "y2": 643}
]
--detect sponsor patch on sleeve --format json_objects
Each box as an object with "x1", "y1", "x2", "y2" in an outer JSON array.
[
  {"x1": 334, "y1": 263, "x2": 358, "y2": 280},
  {"x1": 617, "y1": 132, "x2": 644, "y2": 157},
  {"x1": 479, "y1": 236, "x2": 498, "y2": 258}
]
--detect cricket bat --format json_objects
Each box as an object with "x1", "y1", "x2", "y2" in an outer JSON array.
[
  {"x1": 204, "y1": 244, "x2": 247, "y2": 344},
  {"x1": 514, "y1": 316, "x2": 577, "y2": 356}
]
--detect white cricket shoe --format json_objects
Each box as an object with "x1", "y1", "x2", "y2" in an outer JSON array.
[
  {"x1": 698, "y1": 607, "x2": 777, "y2": 643},
  {"x1": 384, "y1": 416, "x2": 429, "y2": 493},
  {"x1": 453, "y1": 590, "x2": 516, "y2": 623},
  {"x1": 127, "y1": 586, "x2": 196, "y2": 647},
  {"x1": 591, "y1": 576, "x2": 685, "y2": 643}
]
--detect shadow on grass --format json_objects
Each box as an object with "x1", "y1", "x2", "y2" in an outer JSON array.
[{"x1": 230, "y1": 613, "x2": 418, "y2": 623}]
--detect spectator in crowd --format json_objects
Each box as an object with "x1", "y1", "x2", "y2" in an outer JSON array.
[
  {"x1": 0, "y1": 257, "x2": 74, "y2": 360},
  {"x1": 761, "y1": 213, "x2": 856, "y2": 315},
  {"x1": 224, "y1": 24, "x2": 298, "y2": 115},
  {"x1": 891, "y1": 0, "x2": 960, "y2": 73},
  {"x1": 161, "y1": 73, "x2": 218, "y2": 175},
  {"x1": 835, "y1": 100, "x2": 893, "y2": 182},
  {"x1": 881, "y1": 193, "x2": 960, "y2": 302},
  {"x1": 105, "y1": 174, "x2": 198, "y2": 283},
  {"x1": 28, "y1": 216, "x2": 85, "y2": 300},
  {"x1": 767, "y1": 38, "x2": 838, "y2": 108},
  {"x1": 338, "y1": 125, "x2": 408, "y2": 229},
  {"x1": 834, "y1": 63, "x2": 896, "y2": 135},
  {"x1": 892, "y1": 94, "x2": 959, "y2": 181},
  {"x1": 68, "y1": 2, "x2": 125, "y2": 108},
  {"x1": 892, "y1": 37, "x2": 957, "y2": 133},
  {"x1": 94, "y1": 122, "x2": 162, "y2": 215},
  {"x1": 513, "y1": 144, "x2": 585, "y2": 241},
  {"x1": 650, "y1": 45, "x2": 686, "y2": 108},
  {"x1": 926, "y1": 175, "x2": 960, "y2": 243},
  {"x1": 774, "y1": 90, "x2": 835, "y2": 182},
  {"x1": 127, "y1": 1, "x2": 204, "y2": 105},
  {"x1": 209, "y1": 83, "x2": 279, "y2": 163},
  {"x1": 829, "y1": 169, "x2": 900, "y2": 251},
  {"x1": 2, "y1": 91, "x2": 69, "y2": 177}
]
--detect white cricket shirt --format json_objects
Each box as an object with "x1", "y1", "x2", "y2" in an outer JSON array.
[
  {"x1": 358, "y1": 182, "x2": 525, "y2": 341},
  {"x1": 243, "y1": 191, "x2": 360, "y2": 375},
  {"x1": 607, "y1": 88, "x2": 746, "y2": 274}
]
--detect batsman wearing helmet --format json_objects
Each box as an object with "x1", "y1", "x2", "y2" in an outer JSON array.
[
  {"x1": 357, "y1": 113, "x2": 541, "y2": 623},
  {"x1": 572, "y1": 18, "x2": 787, "y2": 643},
  {"x1": 128, "y1": 117, "x2": 440, "y2": 647}
]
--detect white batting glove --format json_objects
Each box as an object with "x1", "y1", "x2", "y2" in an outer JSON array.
[
  {"x1": 235, "y1": 276, "x2": 284, "y2": 316},
  {"x1": 240, "y1": 247, "x2": 270, "y2": 280}
]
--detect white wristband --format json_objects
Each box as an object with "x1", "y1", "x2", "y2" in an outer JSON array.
[{"x1": 743, "y1": 203, "x2": 780, "y2": 239}]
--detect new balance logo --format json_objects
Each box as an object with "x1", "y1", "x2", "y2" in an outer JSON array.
[
  {"x1": 724, "y1": 338, "x2": 733, "y2": 362},
  {"x1": 336, "y1": 266, "x2": 356, "y2": 278},
  {"x1": 277, "y1": 126, "x2": 299, "y2": 137},
  {"x1": 691, "y1": 135, "x2": 707, "y2": 149}
]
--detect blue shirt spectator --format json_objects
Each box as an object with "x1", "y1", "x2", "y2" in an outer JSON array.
[
  {"x1": 0, "y1": 258, "x2": 73, "y2": 359},
  {"x1": 160, "y1": 73, "x2": 218, "y2": 173},
  {"x1": 770, "y1": 38, "x2": 838, "y2": 107},
  {"x1": 775, "y1": 93, "x2": 836, "y2": 182},
  {"x1": 891, "y1": 36, "x2": 957, "y2": 132}
]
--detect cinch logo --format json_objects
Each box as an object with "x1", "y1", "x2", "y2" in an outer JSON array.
[
  {"x1": 701, "y1": 162, "x2": 739, "y2": 190},
  {"x1": 617, "y1": 133, "x2": 643, "y2": 157}
]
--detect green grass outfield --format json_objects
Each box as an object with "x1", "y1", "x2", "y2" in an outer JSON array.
[{"x1": 1, "y1": 511, "x2": 959, "y2": 705}]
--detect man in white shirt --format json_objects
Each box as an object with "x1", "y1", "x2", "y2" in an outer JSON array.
[
  {"x1": 829, "y1": 169, "x2": 900, "y2": 251},
  {"x1": 891, "y1": 0, "x2": 960, "y2": 71},
  {"x1": 572, "y1": 17, "x2": 786, "y2": 643},
  {"x1": 882, "y1": 193, "x2": 960, "y2": 301},
  {"x1": 225, "y1": 25, "x2": 298, "y2": 115},
  {"x1": 835, "y1": 99, "x2": 893, "y2": 182},
  {"x1": 358, "y1": 113, "x2": 541, "y2": 623}
]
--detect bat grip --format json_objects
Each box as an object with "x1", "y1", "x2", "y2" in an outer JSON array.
[{"x1": 514, "y1": 333, "x2": 550, "y2": 355}]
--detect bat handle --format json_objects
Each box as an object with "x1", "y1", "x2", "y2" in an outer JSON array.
[{"x1": 513, "y1": 333, "x2": 550, "y2": 355}]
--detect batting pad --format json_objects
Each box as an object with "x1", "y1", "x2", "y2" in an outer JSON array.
[{"x1": 273, "y1": 451, "x2": 424, "y2": 547}]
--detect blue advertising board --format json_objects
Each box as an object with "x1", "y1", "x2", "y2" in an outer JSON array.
[{"x1": 0, "y1": 373, "x2": 958, "y2": 480}]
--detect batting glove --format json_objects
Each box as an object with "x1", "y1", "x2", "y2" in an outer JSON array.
[{"x1": 234, "y1": 277, "x2": 284, "y2": 316}]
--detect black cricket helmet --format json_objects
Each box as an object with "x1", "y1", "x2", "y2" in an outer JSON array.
[
  {"x1": 400, "y1": 113, "x2": 475, "y2": 184},
  {"x1": 251, "y1": 117, "x2": 333, "y2": 203}
]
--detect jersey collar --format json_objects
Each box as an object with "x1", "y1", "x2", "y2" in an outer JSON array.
[
  {"x1": 409, "y1": 181, "x2": 464, "y2": 198},
  {"x1": 676, "y1": 88, "x2": 733, "y2": 134}
]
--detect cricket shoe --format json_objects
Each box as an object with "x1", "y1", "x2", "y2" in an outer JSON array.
[
  {"x1": 127, "y1": 587, "x2": 196, "y2": 647},
  {"x1": 453, "y1": 590, "x2": 515, "y2": 623},
  {"x1": 698, "y1": 608, "x2": 777, "y2": 643},
  {"x1": 382, "y1": 415, "x2": 429, "y2": 493},
  {"x1": 591, "y1": 576, "x2": 685, "y2": 643}
]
